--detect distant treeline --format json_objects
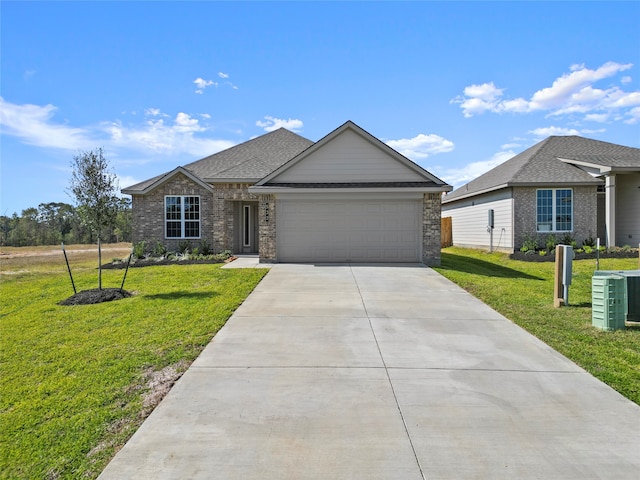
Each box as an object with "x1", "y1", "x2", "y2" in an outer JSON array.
[{"x1": 1, "y1": 200, "x2": 132, "y2": 247}]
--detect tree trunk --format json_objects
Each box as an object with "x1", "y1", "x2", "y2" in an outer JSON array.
[{"x1": 98, "y1": 237, "x2": 102, "y2": 290}]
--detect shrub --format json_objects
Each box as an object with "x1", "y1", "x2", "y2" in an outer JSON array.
[
  {"x1": 539, "y1": 250, "x2": 547, "y2": 256},
  {"x1": 199, "y1": 239, "x2": 212, "y2": 256},
  {"x1": 558, "y1": 233, "x2": 574, "y2": 246},
  {"x1": 545, "y1": 234, "x2": 557, "y2": 252},
  {"x1": 178, "y1": 240, "x2": 191, "y2": 254},
  {"x1": 520, "y1": 235, "x2": 538, "y2": 253},
  {"x1": 133, "y1": 241, "x2": 146, "y2": 259},
  {"x1": 583, "y1": 236, "x2": 596, "y2": 248},
  {"x1": 151, "y1": 241, "x2": 167, "y2": 257},
  {"x1": 583, "y1": 245, "x2": 593, "y2": 254}
]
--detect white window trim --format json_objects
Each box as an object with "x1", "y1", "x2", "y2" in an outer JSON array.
[
  {"x1": 536, "y1": 188, "x2": 573, "y2": 233},
  {"x1": 165, "y1": 195, "x2": 201, "y2": 239}
]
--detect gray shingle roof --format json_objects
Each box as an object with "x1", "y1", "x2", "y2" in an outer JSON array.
[
  {"x1": 122, "y1": 128, "x2": 314, "y2": 193},
  {"x1": 442, "y1": 136, "x2": 640, "y2": 203}
]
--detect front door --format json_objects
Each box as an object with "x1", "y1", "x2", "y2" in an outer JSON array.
[{"x1": 235, "y1": 202, "x2": 258, "y2": 254}]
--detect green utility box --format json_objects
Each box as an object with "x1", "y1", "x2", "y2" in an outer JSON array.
[
  {"x1": 593, "y1": 270, "x2": 640, "y2": 322},
  {"x1": 592, "y1": 275, "x2": 626, "y2": 331}
]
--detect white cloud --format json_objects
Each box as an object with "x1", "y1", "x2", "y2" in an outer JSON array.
[
  {"x1": 0, "y1": 96, "x2": 93, "y2": 150},
  {"x1": 584, "y1": 113, "x2": 610, "y2": 123},
  {"x1": 256, "y1": 116, "x2": 303, "y2": 132},
  {"x1": 105, "y1": 113, "x2": 232, "y2": 157},
  {"x1": 193, "y1": 77, "x2": 217, "y2": 94},
  {"x1": 218, "y1": 72, "x2": 229, "y2": 79},
  {"x1": 117, "y1": 174, "x2": 142, "y2": 190},
  {"x1": 621, "y1": 76, "x2": 632, "y2": 84},
  {"x1": 624, "y1": 106, "x2": 640, "y2": 124},
  {"x1": 0, "y1": 97, "x2": 235, "y2": 159},
  {"x1": 386, "y1": 133, "x2": 454, "y2": 159},
  {"x1": 441, "y1": 150, "x2": 515, "y2": 189},
  {"x1": 501, "y1": 142, "x2": 521, "y2": 150},
  {"x1": 529, "y1": 126, "x2": 581, "y2": 137},
  {"x1": 174, "y1": 112, "x2": 204, "y2": 133},
  {"x1": 200, "y1": 113, "x2": 211, "y2": 119},
  {"x1": 453, "y1": 62, "x2": 639, "y2": 122},
  {"x1": 451, "y1": 82, "x2": 504, "y2": 117}
]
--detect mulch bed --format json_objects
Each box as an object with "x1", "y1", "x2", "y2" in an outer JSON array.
[
  {"x1": 59, "y1": 288, "x2": 133, "y2": 306},
  {"x1": 101, "y1": 257, "x2": 235, "y2": 269},
  {"x1": 510, "y1": 250, "x2": 639, "y2": 263}
]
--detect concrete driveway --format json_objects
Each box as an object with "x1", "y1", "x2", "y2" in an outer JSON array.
[{"x1": 99, "y1": 263, "x2": 640, "y2": 479}]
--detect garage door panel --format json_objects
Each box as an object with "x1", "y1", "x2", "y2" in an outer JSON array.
[{"x1": 277, "y1": 199, "x2": 421, "y2": 263}]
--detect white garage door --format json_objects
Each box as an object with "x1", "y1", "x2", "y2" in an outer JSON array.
[{"x1": 277, "y1": 198, "x2": 422, "y2": 262}]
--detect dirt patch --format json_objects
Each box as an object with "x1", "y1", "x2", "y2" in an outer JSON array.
[
  {"x1": 58, "y1": 288, "x2": 132, "y2": 305},
  {"x1": 141, "y1": 360, "x2": 191, "y2": 414}
]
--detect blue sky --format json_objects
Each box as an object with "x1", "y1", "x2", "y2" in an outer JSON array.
[{"x1": 2, "y1": 1, "x2": 639, "y2": 216}]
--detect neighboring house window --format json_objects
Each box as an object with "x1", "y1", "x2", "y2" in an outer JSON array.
[
  {"x1": 165, "y1": 196, "x2": 200, "y2": 238},
  {"x1": 536, "y1": 189, "x2": 572, "y2": 232}
]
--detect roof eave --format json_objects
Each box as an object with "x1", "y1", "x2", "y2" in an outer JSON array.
[
  {"x1": 205, "y1": 178, "x2": 261, "y2": 184},
  {"x1": 121, "y1": 167, "x2": 214, "y2": 195},
  {"x1": 249, "y1": 186, "x2": 452, "y2": 194}
]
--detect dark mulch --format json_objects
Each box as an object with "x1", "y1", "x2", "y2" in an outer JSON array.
[
  {"x1": 101, "y1": 258, "x2": 233, "y2": 269},
  {"x1": 59, "y1": 288, "x2": 133, "y2": 306},
  {"x1": 510, "y1": 250, "x2": 639, "y2": 263}
]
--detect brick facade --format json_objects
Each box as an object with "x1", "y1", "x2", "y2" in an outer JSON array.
[
  {"x1": 513, "y1": 185, "x2": 598, "y2": 249},
  {"x1": 133, "y1": 177, "x2": 443, "y2": 264},
  {"x1": 422, "y1": 193, "x2": 442, "y2": 266},
  {"x1": 130, "y1": 173, "x2": 215, "y2": 253},
  {"x1": 258, "y1": 194, "x2": 277, "y2": 262},
  {"x1": 211, "y1": 183, "x2": 259, "y2": 253},
  {"x1": 131, "y1": 176, "x2": 260, "y2": 254}
]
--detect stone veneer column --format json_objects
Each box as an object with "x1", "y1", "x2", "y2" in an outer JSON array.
[
  {"x1": 258, "y1": 194, "x2": 277, "y2": 263},
  {"x1": 422, "y1": 193, "x2": 442, "y2": 266}
]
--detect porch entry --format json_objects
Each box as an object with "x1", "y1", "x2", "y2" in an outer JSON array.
[{"x1": 233, "y1": 201, "x2": 259, "y2": 254}]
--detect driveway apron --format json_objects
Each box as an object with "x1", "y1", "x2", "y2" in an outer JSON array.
[{"x1": 99, "y1": 264, "x2": 640, "y2": 479}]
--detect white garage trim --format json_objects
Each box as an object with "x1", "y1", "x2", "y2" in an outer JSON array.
[{"x1": 276, "y1": 196, "x2": 422, "y2": 263}]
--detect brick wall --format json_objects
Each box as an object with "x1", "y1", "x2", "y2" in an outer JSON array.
[
  {"x1": 423, "y1": 193, "x2": 442, "y2": 266},
  {"x1": 130, "y1": 173, "x2": 214, "y2": 252},
  {"x1": 211, "y1": 183, "x2": 259, "y2": 253},
  {"x1": 131, "y1": 177, "x2": 260, "y2": 254},
  {"x1": 513, "y1": 186, "x2": 597, "y2": 250},
  {"x1": 258, "y1": 194, "x2": 277, "y2": 262}
]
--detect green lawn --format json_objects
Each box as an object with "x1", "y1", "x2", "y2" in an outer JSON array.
[
  {"x1": 434, "y1": 247, "x2": 640, "y2": 406},
  {"x1": 1, "y1": 252, "x2": 267, "y2": 479}
]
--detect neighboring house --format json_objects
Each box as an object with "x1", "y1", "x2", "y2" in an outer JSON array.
[
  {"x1": 123, "y1": 121, "x2": 452, "y2": 265},
  {"x1": 441, "y1": 136, "x2": 640, "y2": 252}
]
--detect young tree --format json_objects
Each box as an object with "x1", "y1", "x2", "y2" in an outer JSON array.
[{"x1": 69, "y1": 148, "x2": 120, "y2": 290}]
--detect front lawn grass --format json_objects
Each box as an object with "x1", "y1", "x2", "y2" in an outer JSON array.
[
  {"x1": 1, "y1": 250, "x2": 267, "y2": 479},
  {"x1": 434, "y1": 247, "x2": 640, "y2": 406}
]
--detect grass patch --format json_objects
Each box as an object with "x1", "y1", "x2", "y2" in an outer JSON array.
[
  {"x1": 434, "y1": 247, "x2": 640, "y2": 406},
  {"x1": 1, "y1": 248, "x2": 267, "y2": 479}
]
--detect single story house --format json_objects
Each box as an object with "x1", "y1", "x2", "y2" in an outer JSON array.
[
  {"x1": 441, "y1": 135, "x2": 640, "y2": 252},
  {"x1": 123, "y1": 121, "x2": 452, "y2": 265}
]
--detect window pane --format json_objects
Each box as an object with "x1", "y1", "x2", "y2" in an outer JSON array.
[
  {"x1": 555, "y1": 189, "x2": 572, "y2": 231},
  {"x1": 166, "y1": 221, "x2": 182, "y2": 238},
  {"x1": 166, "y1": 197, "x2": 181, "y2": 220},
  {"x1": 184, "y1": 196, "x2": 200, "y2": 220},
  {"x1": 536, "y1": 190, "x2": 553, "y2": 231},
  {"x1": 185, "y1": 221, "x2": 200, "y2": 238}
]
